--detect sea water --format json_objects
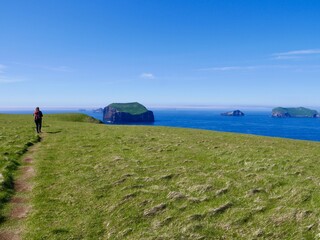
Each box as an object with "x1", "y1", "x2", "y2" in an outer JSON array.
[
  {"x1": 2, "y1": 109, "x2": 320, "y2": 142},
  {"x1": 87, "y1": 109, "x2": 320, "y2": 142}
]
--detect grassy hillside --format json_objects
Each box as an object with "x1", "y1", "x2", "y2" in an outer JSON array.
[
  {"x1": 0, "y1": 114, "x2": 40, "y2": 221},
  {"x1": 46, "y1": 113, "x2": 102, "y2": 123},
  {"x1": 109, "y1": 102, "x2": 148, "y2": 115},
  {"x1": 1, "y1": 113, "x2": 320, "y2": 239}
]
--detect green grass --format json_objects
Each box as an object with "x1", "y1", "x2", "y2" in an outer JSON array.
[
  {"x1": 46, "y1": 113, "x2": 102, "y2": 123},
  {"x1": 0, "y1": 114, "x2": 40, "y2": 221},
  {"x1": 109, "y1": 102, "x2": 149, "y2": 115},
  {"x1": 2, "y1": 113, "x2": 320, "y2": 239}
]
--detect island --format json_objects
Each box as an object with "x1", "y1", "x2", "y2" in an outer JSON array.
[
  {"x1": 272, "y1": 107, "x2": 320, "y2": 118},
  {"x1": 92, "y1": 108, "x2": 103, "y2": 113},
  {"x1": 103, "y1": 102, "x2": 155, "y2": 124},
  {"x1": 221, "y1": 110, "x2": 245, "y2": 116}
]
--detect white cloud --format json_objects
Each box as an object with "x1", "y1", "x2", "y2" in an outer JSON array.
[
  {"x1": 272, "y1": 49, "x2": 320, "y2": 60},
  {"x1": 43, "y1": 65, "x2": 73, "y2": 72},
  {"x1": 0, "y1": 64, "x2": 7, "y2": 73},
  {"x1": 198, "y1": 66, "x2": 258, "y2": 71},
  {"x1": 140, "y1": 73, "x2": 155, "y2": 79},
  {"x1": 10, "y1": 62, "x2": 73, "y2": 72},
  {"x1": 277, "y1": 49, "x2": 320, "y2": 55},
  {"x1": 0, "y1": 78, "x2": 25, "y2": 84},
  {"x1": 0, "y1": 64, "x2": 25, "y2": 84},
  {"x1": 198, "y1": 64, "x2": 301, "y2": 72},
  {"x1": 272, "y1": 55, "x2": 302, "y2": 60}
]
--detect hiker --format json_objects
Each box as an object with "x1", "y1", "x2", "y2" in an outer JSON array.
[{"x1": 33, "y1": 107, "x2": 43, "y2": 133}]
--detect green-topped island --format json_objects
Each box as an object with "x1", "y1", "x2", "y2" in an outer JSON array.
[
  {"x1": 103, "y1": 102, "x2": 154, "y2": 124},
  {"x1": 272, "y1": 107, "x2": 320, "y2": 118}
]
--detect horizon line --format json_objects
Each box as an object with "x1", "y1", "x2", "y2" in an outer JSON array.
[{"x1": 1, "y1": 104, "x2": 320, "y2": 111}]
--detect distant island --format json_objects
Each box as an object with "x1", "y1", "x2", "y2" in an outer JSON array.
[
  {"x1": 221, "y1": 110, "x2": 245, "y2": 116},
  {"x1": 92, "y1": 108, "x2": 103, "y2": 113},
  {"x1": 103, "y1": 102, "x2": 154, "y2": 124},
  {"x1": 272, "y1": 107, "x2": 320, "y2": 118}
]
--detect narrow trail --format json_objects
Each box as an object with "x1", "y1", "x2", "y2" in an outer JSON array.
[{"x1": 0, "y1": 135, "x2": 42, "y2": 240}]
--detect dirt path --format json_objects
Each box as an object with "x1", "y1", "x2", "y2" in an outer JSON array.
[{"x1": 0, "y1": 137, "x2": 41, "y2": 240}]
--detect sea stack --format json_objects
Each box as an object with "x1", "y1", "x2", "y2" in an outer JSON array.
[
  {"x1": 103, "y1": 102, "x2": 155, "y2": 124},
  {"x1": 221, "y1": 110, "x2": 245, "y2": 116}
]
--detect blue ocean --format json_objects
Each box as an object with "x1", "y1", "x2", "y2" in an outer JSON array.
[
  {"x1": 89, "y1": 109, "x2": 320, "y2": 142},
  {"x1": 2, "y1": 109, "x2": 320, "y2": 142}
]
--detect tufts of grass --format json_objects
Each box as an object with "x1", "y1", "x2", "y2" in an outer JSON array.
[{"x1": 0, "y1": 114, "x2": 41, "y2": 220}]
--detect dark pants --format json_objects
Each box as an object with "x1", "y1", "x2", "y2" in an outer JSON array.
[{"x1": 35, "y1": 119, "x2": 42, "y2": 133}]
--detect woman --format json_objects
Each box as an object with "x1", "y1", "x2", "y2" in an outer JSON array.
[{"x1": 33, "y1": 107, "x2": 43, "y2": 133}]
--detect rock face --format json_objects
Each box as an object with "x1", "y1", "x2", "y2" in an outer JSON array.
[
  {"x1": 221, "y1": 110, "x2": 245, "y2": 116},
  {"x1": 103, "y1": 102, "x2": 154, "y2": 124},
  {"x1": 272, "y1": 107, "x2": 320, "y2": 118}
]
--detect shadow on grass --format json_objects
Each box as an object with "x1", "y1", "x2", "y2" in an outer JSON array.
[{"x1": 46, "y1": 131, "x2": 62, "y2": 134}]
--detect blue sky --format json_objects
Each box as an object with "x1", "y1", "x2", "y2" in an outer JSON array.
[{"x1": 1, "y1": 0, "x2": 320, "y2": 109}]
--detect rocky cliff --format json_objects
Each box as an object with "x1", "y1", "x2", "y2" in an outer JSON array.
[
  {"x1": 103, "y1": 102, "x2": 154, "y2": 123},
  {"x1": 221, "y1": 110, "x2": 245, "y2": 116},
  {"x1": 272, "y1": 107, "x2": 320, "y2": 118}
]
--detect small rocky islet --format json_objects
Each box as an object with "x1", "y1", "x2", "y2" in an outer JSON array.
[
  {"x1": 221, "y1": 110, "x2": 245, "y2": 116},
  {"x1": 220, "y1": 107, "x2": 320, "y2": 118}
]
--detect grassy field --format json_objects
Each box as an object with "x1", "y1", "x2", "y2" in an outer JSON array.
[
  {"x1": 0, "y1": 114, "x2": 40, "y2": 221},
  {"x1": 1, "y1": 113, "x2": 320, "y2": 239}
]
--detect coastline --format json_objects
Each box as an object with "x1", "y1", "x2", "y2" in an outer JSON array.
[{"x1": 2, "y1": 109, "x2": 320, "y2": 142}]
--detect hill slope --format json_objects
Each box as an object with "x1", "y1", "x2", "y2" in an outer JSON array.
[{"x1": 2, "y1": 114, "x2": 320, "y2": 239}]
